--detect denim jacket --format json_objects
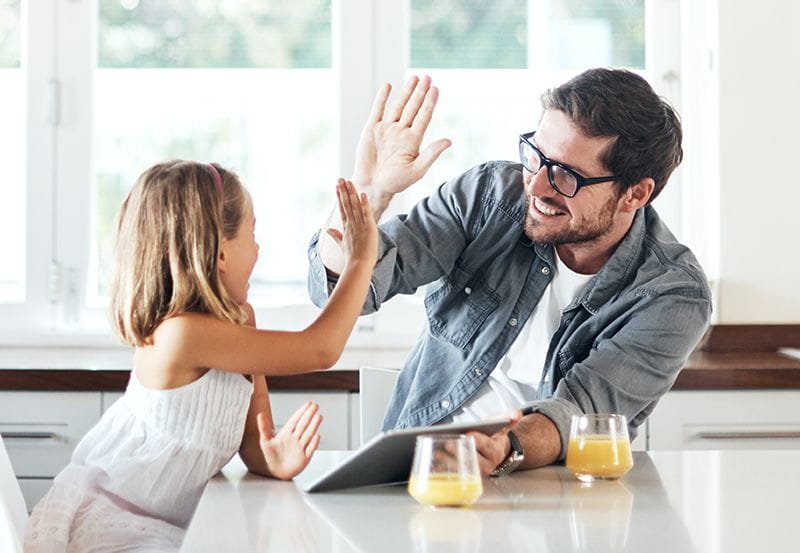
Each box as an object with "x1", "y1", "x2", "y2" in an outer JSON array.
[{"x1": 308, "y1": 161, "x2": 712, "y2": 459}]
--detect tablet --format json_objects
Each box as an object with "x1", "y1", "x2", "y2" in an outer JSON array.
[{"x1": 298, "y1": 417, "x2": 512, "y2": 493}]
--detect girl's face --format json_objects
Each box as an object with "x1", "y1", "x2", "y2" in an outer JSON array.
[{"x1": 219, "y1": 197, "x2": 259, "y2": 304}]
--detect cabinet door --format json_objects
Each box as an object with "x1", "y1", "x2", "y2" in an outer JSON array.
[
  {"x1": 0, "y1": 392, "x2": 101, "y2": 478},
  {"x1": 268, "y1": 392, "x2": 351, "y2": 451},
  {"x1": 102, "y1": 392, "x2": 125, "y2": 413},
  {"x1": 649, "y1": 390, "x2": 800, "y2": 450}
]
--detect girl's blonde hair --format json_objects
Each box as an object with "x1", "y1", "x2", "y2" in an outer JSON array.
[{"x1": 110, "y1": 160, "x2": 249, "y2": 346}]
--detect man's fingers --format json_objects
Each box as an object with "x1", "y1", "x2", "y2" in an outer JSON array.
[
  {"x1": 399, "y1": 75, "x2": 432, "y2": 127},
  {"x1": 368, "y1": 82, "x2": 392, "y2": 123},
  {"x1": 411, "y1": 85, "x2": 439, "y2": 132},
  {"x1": 469, "y1": 431, "x2": 508, "y2": 475},
  {"x1": 412, "y1": 138, "x2": 452, "y2": 180},
  {"x1": 386, "y1": 75, "x2": 420, "y2": 122}
]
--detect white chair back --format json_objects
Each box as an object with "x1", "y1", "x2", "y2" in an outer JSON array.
[
  {"x1": 358, "y1": 367, "x2": 400, "y2": 446},
  {"x1": 0, "y1": 435, "x2": 27, "y2": 553}
]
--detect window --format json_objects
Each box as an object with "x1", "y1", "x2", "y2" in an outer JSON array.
[
  {"x1": 0, "y1": 0, "x2": 24, "y2": 302},
  {"x1": 4, "y1": 0, "x2": 684, "y2": 340},
  {"x1": 91, "y1": 0, "x2": 334, "y2": 306},
  {"x1": 406, "y1": 0, "x2": 647, "y2": 206}
]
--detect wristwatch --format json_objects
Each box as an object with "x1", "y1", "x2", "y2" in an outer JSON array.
[{"x1": 490, "y1": 430, "x2": 524, "y2": 477}]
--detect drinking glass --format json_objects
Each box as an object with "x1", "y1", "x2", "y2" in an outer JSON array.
[
  {"x1": 566, "y1": 414, "x2": 633, "y2": 482},
  {"x1": 408, "y1": 434, "x2": 483, "y2": 507}
]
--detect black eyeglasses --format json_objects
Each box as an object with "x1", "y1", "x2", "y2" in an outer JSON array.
[{"x1": 518, "y1": 131, "x2": 619, "y2": 198}]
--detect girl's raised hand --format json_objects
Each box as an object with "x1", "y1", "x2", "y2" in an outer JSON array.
[
  {"x1": 325, "y1": 179, "x2": 378, "y2": 267},
  {"x1": 257, "y1": 402, "x2": 322, "y2": 480}
]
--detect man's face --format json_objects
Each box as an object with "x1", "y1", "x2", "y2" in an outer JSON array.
[{"x1": 523, "y1": 110, "x2": 623, "y2": 245}]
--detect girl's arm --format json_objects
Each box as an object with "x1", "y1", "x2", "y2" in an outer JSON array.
[
  {"x1": 153, "y1": 180, "x2": 378, "y2": 377},
  {"x1": 238, "y1": 376, "x2": 322, "y2": 479}
]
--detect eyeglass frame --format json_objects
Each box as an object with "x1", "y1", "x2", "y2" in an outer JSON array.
[{"x1": 518, "y1": 131, "x2": 620, "y2": 198}]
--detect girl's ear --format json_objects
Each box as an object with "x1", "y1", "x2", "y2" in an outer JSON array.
[{"x1": 218, "y1": 239, "x2": 228, "y2": 274}]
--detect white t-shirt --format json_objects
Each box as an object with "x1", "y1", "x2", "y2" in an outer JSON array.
[{"x1": 447, "y1": 252, "x2": 595, "y2": 423}]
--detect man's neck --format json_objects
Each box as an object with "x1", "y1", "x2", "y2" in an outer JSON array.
[{"x1": 555, "y1": 213, "x2": 636, "y2": 275}]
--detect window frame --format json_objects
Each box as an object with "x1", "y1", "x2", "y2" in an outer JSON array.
[{"x1": 1, "y1": 0, "x2": 693, "y2": 348}]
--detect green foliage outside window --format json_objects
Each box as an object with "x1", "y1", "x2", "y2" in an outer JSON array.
[
  {"x1": 98, "y1": 0, "x2": 331, "y2": 68},
  {"x1": 0, "y1": 0, "x2": 20, "y2": 67}
]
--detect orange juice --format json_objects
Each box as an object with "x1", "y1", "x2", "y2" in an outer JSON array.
[
  {"x1": 408, "y1": 473, "x2": 483, "y2": 507},
  {"x1": 566, "y1": 434, "x2": 633, "y2": 480}
]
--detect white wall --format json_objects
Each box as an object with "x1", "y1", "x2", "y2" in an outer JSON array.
[{"x1": 715, "y1": 0, "x2": 800, "y2": 322}]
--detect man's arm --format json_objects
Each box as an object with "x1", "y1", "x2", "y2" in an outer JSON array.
[
  {"x1": 318, "y1": 75, "x2": 451, "y2": 275},
  {"x1": 473, "y1": 292, "x2": 711, "y2": 474},
  {"x1": 470, "y1": 413, "x2": 561, "y2": 476}
]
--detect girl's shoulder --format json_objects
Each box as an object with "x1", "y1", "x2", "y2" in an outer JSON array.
[{"x1": 136, "y1": 313, "x2": 221, "y2": 389}]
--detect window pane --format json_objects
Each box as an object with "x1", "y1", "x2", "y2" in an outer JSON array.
[
  {"x1": 93, "y1": 1, "x2": 334, "y2": 304},
  {"x1": 545, "y1": 0, "x2": 644, "y2": 69},
  {"x1": 98, "y1": 0, "x2": 331, "y2": 68},
  {"x1": 0, "y1": 0, "x2": 24, "y2": 302},
  {"x1": 408, "y1": 1, "x2": 645, "y2": 205},
  {"x1": 410, "y1": 0, "x2": 527, "y2": 69}
]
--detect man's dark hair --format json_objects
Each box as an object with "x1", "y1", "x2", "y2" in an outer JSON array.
[{"x1": 541, "y1": 67, "x2": 682, "y2": 203}]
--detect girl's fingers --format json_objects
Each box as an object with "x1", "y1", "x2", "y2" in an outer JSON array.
[
  {"x1": 343, "y1": 180, "x2": 359, "y2": 225},
  {"x1": 360, "y1": 192, "x2": 374, "y2": 224},
  {"x1": 256, "y1": 412, "x2": 273, "y2": 440},
  {"x1": 284, "y1": 401, "x2": 311, "y2": 434},
  {"x1": 305, "y1": 434, "x2": 321, "y2": 458},
  {"x1": 344, "y1": 181, "x2": 365, "y2": 226},
  {"x1": 335, "y1": 179, "x2": 348, "y2": 227},
  {"x1": 300, "y1": 413, "x2": 323, "y2": 448},
  {"x1": 292, "y1": 402, "x2": 319, "y2": 436}
]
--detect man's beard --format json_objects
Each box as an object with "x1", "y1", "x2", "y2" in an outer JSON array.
[{"x1": 524, "y1": 192, "x2": 620, "y2": 245}]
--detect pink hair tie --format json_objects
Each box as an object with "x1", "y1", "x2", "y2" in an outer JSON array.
[{"x1": 207, "y1": 163, "x2": 224, "y2": 203}]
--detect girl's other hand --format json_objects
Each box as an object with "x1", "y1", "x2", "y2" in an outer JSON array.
[
  {"x1": 325, "y1": 179, "x2": 378, "y2": 267},
  {"x1": 257, "y1": 402, "x2": 322, "y2": 480}
]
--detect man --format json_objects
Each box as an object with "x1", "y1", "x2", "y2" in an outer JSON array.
[{"x1": 308, "y1": 69, "x2": 711, "y2": 476}]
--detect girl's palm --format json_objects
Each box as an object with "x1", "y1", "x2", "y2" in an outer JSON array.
[{"x1": 258, "y1": 402, "x2": 322, "y2": 480}]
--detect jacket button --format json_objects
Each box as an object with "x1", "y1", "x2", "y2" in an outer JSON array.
[
  {"x1": 541, "y1": 266, "x2": 551, "y2": 275},
  {"x1": 509, "y1": 318, "x2": 518, "y2": 326},
  {"x1": 464, "y1": 287, "x2": 472, "y2": 295},
  {"x1": 441, "y1": 400, "x2": 451, "y2": 409},
  {"x1": 474, "y1": 368, "x2": 483, "y2": 376}
]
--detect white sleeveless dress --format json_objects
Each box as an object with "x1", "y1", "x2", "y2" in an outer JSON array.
[{"x1": 24, "y1": 368, "x2": 253, "y2": 552}]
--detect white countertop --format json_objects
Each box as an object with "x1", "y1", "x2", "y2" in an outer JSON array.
[{"x1": 181, "y1": 450, "x2": 800, "y2": 553}]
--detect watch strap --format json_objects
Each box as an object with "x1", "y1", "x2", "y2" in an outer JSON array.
[{"x1": 490, "y1": 430, "x2": 524, "y2": 477}]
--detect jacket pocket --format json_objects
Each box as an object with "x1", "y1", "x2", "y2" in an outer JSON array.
[{"x1": 424, "y1": 275, "x2": 500, "y2": 349}]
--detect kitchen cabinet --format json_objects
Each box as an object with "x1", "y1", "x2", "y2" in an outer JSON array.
[
  {"x1": 648, "y1": 390, "x2": 800, "y2": 450},
  {"x1": 1, "y1": 390, "x2": 357, "y2": 511},
  {"x1": 0, "y1": 391, "x2": 101, "y2": 511}
]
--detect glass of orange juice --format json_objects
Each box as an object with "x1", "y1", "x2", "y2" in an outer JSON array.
[
  {"x1": 566, "y1": 414, "x2": 633, "y2": 482},
  {"x1": 408, "y1": 434, "x2": 483, "y2": 507}
]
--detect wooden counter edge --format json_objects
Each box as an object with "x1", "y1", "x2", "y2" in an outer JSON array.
[{"x1": 0, "y1": 369, "x2": 360, "y2": 392}]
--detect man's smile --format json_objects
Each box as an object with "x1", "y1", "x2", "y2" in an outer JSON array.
[{"x1": 530, "y1": 195, "x2": 568, "y2": 217}]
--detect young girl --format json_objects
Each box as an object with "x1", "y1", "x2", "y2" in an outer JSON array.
[{"x1": 25, "y1": 160, "x2": 377, "y2": 551}]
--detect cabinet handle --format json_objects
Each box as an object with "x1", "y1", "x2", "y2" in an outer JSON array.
[
  {"x1": 1, "y1": 431, "x2": 61, "y2": 441},
  {"x1": 696, "y1": 431, "x2": 800, "y2": 440}
]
